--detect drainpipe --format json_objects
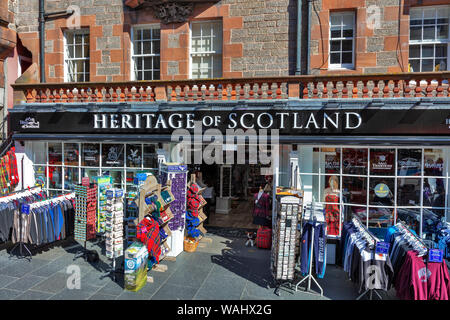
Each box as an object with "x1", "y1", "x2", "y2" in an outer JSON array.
[
  {"x1": 295, "y1": 0, "x2": 302, "y2": 75},
  {"x1": 306, "y1": 0, "x2": 312, "y2": 75},
  {"x1": 39, "y1": 0, "x2": 45, "y2": 83}
]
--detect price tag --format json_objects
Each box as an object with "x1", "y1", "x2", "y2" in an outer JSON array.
[
  {"x1": 21, "y1": 204, "x2": 30, "y2": 215},
  {"x1": 375, "y1": 242, "x2": 390, "y2": 255},
  {"x1": 82, "y1": 177, "x2": 90, "y2": 186},
  {"x1": 429, "y1": 249, "x2": 443, "y2": 263}
]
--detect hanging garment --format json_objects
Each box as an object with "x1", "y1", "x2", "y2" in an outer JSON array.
[
  {"x1": 324, "y1": 194, "x2": 340, "y2": 236},
  {"x1": 136, "y1": 216, "x2": 161, "y2": 263},
  {"x1": 300, "y1": 221, "x2": 327, "y2": 278}
]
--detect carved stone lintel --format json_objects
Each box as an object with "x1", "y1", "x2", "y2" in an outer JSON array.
[{"x1": 153, "y1": 2, "x2": 194, "y2": 24}]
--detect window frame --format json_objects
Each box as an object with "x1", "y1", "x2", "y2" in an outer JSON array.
[
  {"x1": 408, "y1": 5, "x2": 450, "y2": 72},
  {"x1": 63, "y1": 28, "x2": 90, "y2": 82},
  {"x1": 189, "y1": 20, "x2": 223, "y2": 79},
  {"x1": 328, "y1": 11, "x2": 356, "y2": 70},
  {"x1": 130, "y1": 24, "x2": 161, "y2": 81}
]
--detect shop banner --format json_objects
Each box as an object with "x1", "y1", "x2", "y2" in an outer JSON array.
[{"x1": 9, "y1": 108, "x2": 450, "y2": 135}]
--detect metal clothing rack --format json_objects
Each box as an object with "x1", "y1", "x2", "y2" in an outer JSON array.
[
  {"x1": 395, "y1": 221, "x2": 428, "y2": 256},
  {"x1": 8, "y1": 186, "x2": 43, "y2": 260},
  {"x1": 294, "y1": 202, "x2": 325, "y2": 297},
  {"x1": 350, "y1": 216, "x2": 384, "y2": 300}
]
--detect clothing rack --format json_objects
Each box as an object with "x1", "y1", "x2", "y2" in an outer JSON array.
[
  {"x1": 349, "y1": 217, "x2": 384, "y2": 300},
  {"x1": 7, "y1": 186, "x2": 43, "y2": 260},
  {"x1": 9, "y1": 191, "x2": 74, "y2": 260},
  {"x1": 294, "y1": 202, "x2": 325, "y2": 296},
  {"x1": 394, "y1": 221, "x2": 428, "y2": 257}
]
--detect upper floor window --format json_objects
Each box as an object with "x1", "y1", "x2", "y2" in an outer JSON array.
[
  {"x1": 409, "y1": 6, "x2": 449, "y2": 72},
  {"x1": 329, "y1": 12, "x2": 355, "y2": 70},
  {"x1": 131, "y1": 26, "x2": 161, "y2": 80},
  {"x1": 64, "y1": 29, "x2": 90, "y2": 82},
  {"x1": 190, "y1": 21, "x2": 222, "y2": 79}
]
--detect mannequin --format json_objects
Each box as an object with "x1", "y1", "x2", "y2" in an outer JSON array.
[
  {"x1": 252, "y1": 184, "x2": 271, "y2": 227},
  {"x1": 324, "y1": 175, "x2": 340, "y2": 236}
]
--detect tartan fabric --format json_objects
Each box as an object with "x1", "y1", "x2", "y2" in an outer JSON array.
[
  {"x1": 4, "y1": 153, "x2": 11, "y2": 184},
  {"x1": 325, "y1": 194, "x2": 340, "y2": 236},
  {"x1": 9, "y1": 147, "x2": 19, "y2": 186},
  {"x1": 253, "y1": 192, "x2": 270, "y2": 218},
  {"x1": 256, "y1": 226, "x2": 272, "y2": 249},
  {"x1": 0, "y1": 157, "x2": 9, "y2": 192},
  {"x1": 136, "y1": 216, "x2": 161, "y2": 263}
]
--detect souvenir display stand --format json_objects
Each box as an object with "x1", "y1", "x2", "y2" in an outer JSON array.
[
  {"x1": 184, "y1": 174, "x2": 208, "y2": 252},
  {"x1": 74, "y1": 183, "x2": 97, "y2": 261},
  {"x1": 159, "y1": 163, "x2": 188, "y2": 257},
  {"x1": 104, "y1": 188, "x2": 124, "y2": 281},
  {"x1": 95, "y1": 176, "x2": 113, "y2": 234},
  {"x1": 272, "y1": 188, "x2": 303, "y2": 295}
]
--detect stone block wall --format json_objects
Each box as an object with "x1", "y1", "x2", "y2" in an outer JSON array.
[{"x1": 12, "y1": 0, "x2": 296, "y2": 82}]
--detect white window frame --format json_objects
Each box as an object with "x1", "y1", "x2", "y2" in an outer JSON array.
[
  {"x1": 329, "y1": 11, "x2": 355, "y2": 70},
  {"x1": 63, "y1": 29, "x2": 90, "y2": 82},
  {"x1": 189, "y1": 20, "x2": 223, "y2": 79},
  {"x1": 409, "y1": 5, "x2": 450, "y2": 72},
  {"x1": 130, "y1": 24, "x2": 161, "y2": 81}
]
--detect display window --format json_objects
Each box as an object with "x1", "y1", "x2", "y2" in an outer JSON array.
[
  {"x1": 343, "y1": 148, "x2": 368, "y2": 175},
  {"x1": 396, "y1": 208, "x2": 421, "y2": 236},
  {"x1": 48, "y1": 142, "x2": 62, "y2": 165},
  {"x1": 64, "y1": 167, "x2": 79, "y2": 190},
  {"x1": 102, "y1": 169, "x2": 124, "y2": 189},
  {"x1": 369, "y1": 178, "x2": 395, "y2": 206},
  {"x1": 82, "y1": 143, "x2": 100, "y2": 166},
  {"x1": 369, "y1": 207, "x2": 395, "y2": 228},
  {"x1": 102, "y1": 144, "x2": 125, "y2": 167},
  {"x1": 143, "y1": 144, "x2": 158, "y2": 168},
  {"x1": 64, "y1": 143, "x2": 79, "y2": 166},
  {"x1": 343, "y1": 205, "x2": 366, "y2": 222},
  {"x1": 397, "y1": 178, "x2": 421, "y2": 206},
  {"x1": 321, "y1": 148, "x2": 341, "y2": 174},
  {"x1": 342, "y1": 176, "x2": 367, "y2": 204},
  {"x1": 34, "y1": 166, "x2": 46, "y2": 187},
  {"x1": 48, "y1": 166, "x2": 62, "y2": 189},
  {"x1": 397, "y1": 149, "x2": 422, "y2": 176},
  {"x1": 370, "y1": 148, "x2": 395, "y2": 176},
  {"x1": 126, "y1": 144, "x2": 142, "y2": 168},
  {"x1": 424, "y1": 148, "x2": 445, "y2": 176}
]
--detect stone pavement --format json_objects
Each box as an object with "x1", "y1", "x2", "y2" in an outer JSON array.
[{"x1": 0, "y1": 234, "x2": 396, "y2": 300}]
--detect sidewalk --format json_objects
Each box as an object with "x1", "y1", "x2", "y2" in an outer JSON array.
[{"x1": 0, "y1": 234, "x2": 395, "y2": 300}]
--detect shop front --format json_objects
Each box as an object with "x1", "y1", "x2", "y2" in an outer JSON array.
[{"x1": 9, "y1": 98, "x2": 450, "y2": 247}]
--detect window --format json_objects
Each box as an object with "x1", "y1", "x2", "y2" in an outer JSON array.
[
  {"x1": 64, "y1": 29, "x2": 90, "y2": 82},
  {"x1": 409, "y1": 6, "x2": 450, "y2": 72},
  {"x1": 190, "y1": 21, "x2": 222, "y2": 79},
  {"x1": 329, "y1": 12, "x2": 355, "y2": 69},
  {"x1": 131, "y1": 26, "x2": 160, "y2": 80}
]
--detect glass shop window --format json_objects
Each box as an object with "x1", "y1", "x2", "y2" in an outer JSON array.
[
  {"x1": 102, "y1": 144, "x2": 125, "y2": 168},
  {"x1": 342, "y1": 148, "x2": 368, "y2": 175},
  {"x1": 397, "y1": 178, "x2": 421, "y2": 206},
  {"x1": 342, "y1": 176, "x2": 367, "y2": 204},
  {"x1": 143, "y1": 144, "x2": 158, "y2": 168},
  {"x1": 397, "y1": 149, "x2": 422, "y2": 176},
  {"x1": 321, "y1": 175, "x2": 341, "y2": 202},
  {"x1": 370, "y1": 148, "x2": 395, "y2": 176},
  {"x1": 48, "y1": 166, "x2": 62, "y2": 189},
  {"x1": 343, "y1": 205, "x2": 366, "y2": 223},
  {"x1": 81, "y1": 144, "x2": 100, "y2": 167},
  {"x1": 369, "y1": 207, "x2": 395, "y2": 228},
  {"x1": 422, "y1": 207, "x2": 446, "y2": 241},
  {"x1": 102, "y1": 169, "x2": 123, "y2": 189},
  {"x1": 64, "y1": 167, "x2": 79, "y2": 190},
  {"x1": 396, "y1": 208, "x2": 421, "y2": 236},
  {"x1": 321, "y1": 147, "x2": 341, "y2": 174},
  {"x1": 64, "y1": 143, "x2": 79, "y2": 166},
  {"x1": 369, "y1": 178, "x2": 395, "y2": 206},
  {"x1": 34, "y1": 166, "x2": 47, "y2": 187},
  {"x1": 424, "y1": 148, "x2": 445, "y2": 176},
  {"x1": 48, "y1": 143, "x2": 62, "y2": 165},
  {"x1": 81, "y1": 168, "x2": 100, "y2": 182},
  {"x1": 126, "y1": 144, "x2": 142, "y2": 168},
  {"x1": 423, "y1": 178, "x2": 446, "y2": 208},
  {"x1": 32, "y1": 142, "x2": 46, "y2": 164}
]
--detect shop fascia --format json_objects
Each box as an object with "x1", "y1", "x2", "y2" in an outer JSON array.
[{"x1": 92, "y1": 111, "x2": 362, "y2": 130}]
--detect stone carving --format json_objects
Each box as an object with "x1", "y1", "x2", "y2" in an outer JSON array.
[{"x1": 153, "y1": 2, "x2": 194, "y2": 24}]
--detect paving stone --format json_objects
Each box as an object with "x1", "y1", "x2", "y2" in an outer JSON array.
[
  {"x1": 30, "y1": 272, "x2": 70, "y2": 294},
  {"x1": 89, "y1": 293, "x2": 117, "y2": 300},
  {"x1": 151, "y1": 284, "x2": 197, "y2": 300},
  {"x1": 194, "y1": 274, "x2": 247, "y2": 300},
  {"x1": 0, "y1": 288, "x2": 22, "y2": 300},
  {"x1": 116, "y1": 290, "x2": 149, "y2": 300},
  {"x1": 81, "y1": 270, "x2": 115, "y2": 287},
  {"x1": 0, "y1": 275, "x2": 20, "y2": 288},
  {"x1": 15, "y1": 290, "x2": 54, "y2": 300},
  {"x1": 96, "y1": 279, "x2": 125, "y2": 296},
  {"x1": 165, "y1": 263, "x2": 212, "y2": 289},
  {"x1": 6, "y1": 274, "x2": 47, "y2": 291},
  {"x1": 0, "y1": 258, "x2": 50, "y2": 278},
  {"x1": 50, "y1": 284, "x2": 100, "y2": 300}
]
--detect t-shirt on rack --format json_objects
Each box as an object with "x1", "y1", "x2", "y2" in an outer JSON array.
[
  {"x1": 20, "y1": 193, "x2": 76, "y2": 246},
  {"x1": 0, "y1": 187, "x2": 46, "y2": 242},
  {"x1": 385, "y1": 222, "x2": 450, "y2": 300},
  {"x1": 341, "y1": 217, "x2": 394, "y2": 293}
]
